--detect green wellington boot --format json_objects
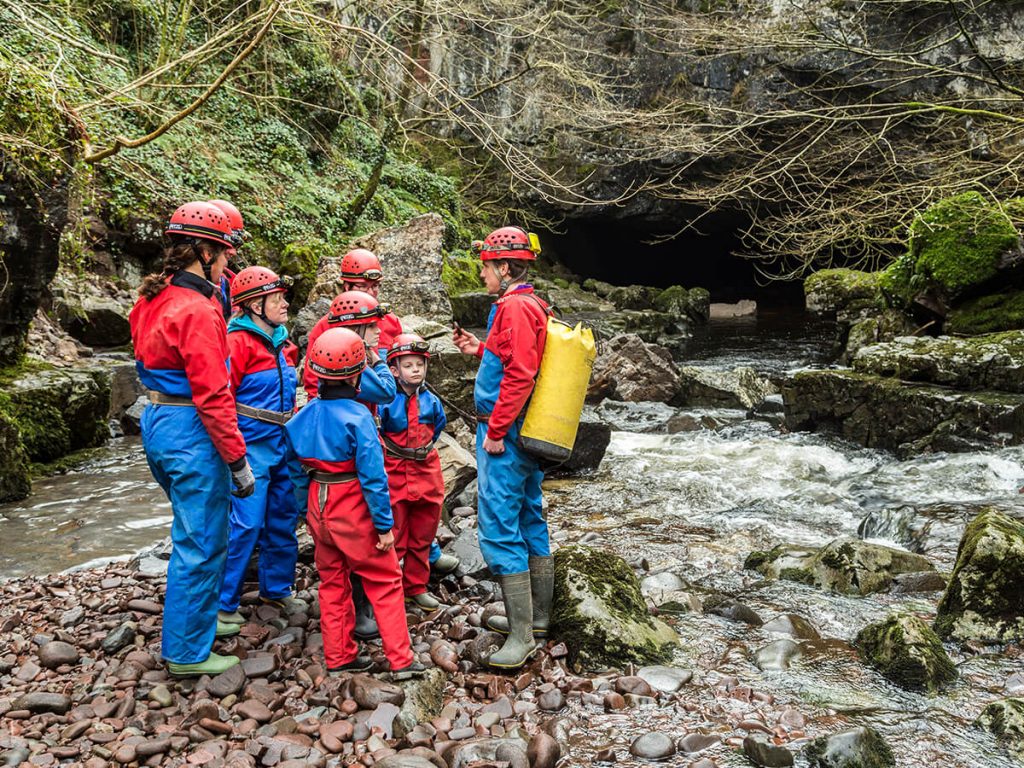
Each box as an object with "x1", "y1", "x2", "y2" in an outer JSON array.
[
  {"x1": 168, "y1": 652, "x2": 239, "y2": 677},
  {"x1": 486, "y1": 556, "x2": 554, "y2": 638},
  {"x1": 486, "y1": 571, "x2": 536, "y2": 670},
  {"x1": 217, "y1": 610, "x2": 245, "y2": 625},
  {"x1": 215, "y1": 620, "x2": 241, "y2": 638}
]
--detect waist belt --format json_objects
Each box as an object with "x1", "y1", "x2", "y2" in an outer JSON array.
[
  {"x1": 308, "y1": 469, "x2": 357, "y2": 484},
  {"x1": 236, "y1": 403, "x2": 292, "y2": 426},
  {"x1": 476, "y1": 412, "x2": 490, "y2": 424},
  {"x1": 382, "y1": 434, "x2": 435, "y2": 461},
  {"x1": 148, "y1": 391, "x2": 194, "y2": 407}
]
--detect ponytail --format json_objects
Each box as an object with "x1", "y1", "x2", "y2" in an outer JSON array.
[{"x1": 138, "y1": 241, "x2": 217, "y2": 300}]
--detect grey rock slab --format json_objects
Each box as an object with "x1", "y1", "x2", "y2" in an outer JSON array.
[
  {"x1": 207, "y1": 664, "x2": 247, "y2": 698},
  {"x1": 101, "y1": 622, "x2": 137, "y2": 655},
  {"x1": 743, "y1": 736, "x2": 794, "y2": 767},
  {"x1": 38, "y1": 640, "x2": 79, "y2": 669},
  {"x1": 629, "y1": 732, "x2": 676, "y2": 760},
  {"x1": 755, "y1": 639, "x2": 802, "y2": 671},
  {"x1": 637, "y1": 665, "x2": 692, "y2": 693},
  {"x1": 12, "y1": 692, "x2": 71, "y2": 714}
]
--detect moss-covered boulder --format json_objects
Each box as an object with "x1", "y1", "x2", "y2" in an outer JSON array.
[
  {"x1": 855, "y1": 612, "x2": 957, "y2": 692},
  {"x1": 551, "y1": 545, "x2": 678, "y2": 669},
  {"x1": 934, "y1": 509, "x2": 1024, "y2": 644},
  {"x1": 605, "y1": 284, "x2": 660, "y2": 311},
  {"x1": 0, "y1": 408, "x2": 31, "y2": 502},
  {"x1": 881, "y1": 192, "x2": 1023, "y2": 313},
  {"x1": 975, "y1": 698, "x2": 1024, "y2": 755},
  {"x1": 852, "y1": 332, "x2": 1024, "y2": 394},
  {"x1": 676, "y1": 365, "x2": 775, "y2": 410},
  {"x1": 843, "y1": 310, "x2": 915, "y2": 362},
  {"x1": 746, "y1": 538, "x2": 935, "y2": 596},
  {"x1": 946, "y1": 290, "x2": 1024, "y2": 336},
  {"x1": 654, "y1": 285, "x2": 710, "y2": 325},
  {"x1": 804, "y1": 726, "x2": 895, "y2": 768},
  {"x1": 804, "y1": 269, "x2": 885, "y2": 322},
  {"x1": 781, "y1": 369, "x2": 1024, "y2": 456}
]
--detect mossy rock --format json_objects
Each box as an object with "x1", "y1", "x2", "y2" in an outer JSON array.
[
  {"x1": 654, "y1": 285, "x2": 709, "y2": 325},
  {"x1": 278, "y1": 238, "x2": 331, "y2": 308},
  {"x1": 804, "y1": 726, "x2": 895, "y2": 768},
  {"x1": 605, "y1": 284, "x2": 660, "y2": 312},
  {"x1": 551, "y1": 545, "x2": 678, "y2": 669},
  {"x1": 946, "y1": 290, "x2": 1024, "y2": 335},
  {"x1": 843, "y1": 310, "x2": 915, "y2": 362},
  {"x1": 0, "y1": 406, "x2": 31, "y2": 502},
  {"x1": 884, "y1": 192, "x2": 1019, "y2": 307},
  {"x1": 747, "y1": 539, "x2": 934, "y2": 596},
  {"x1": 804, "y1": 269, "x2": 885, "y2": 322},
  {"x1": 855, "y1": 612, "x2": 957, "y2": 692},
  {"x1": 975, "y1": 697, "x2": 1024, "y2": 755},
  {"x1": 935, "y1": 508, "x2": 1024, "y2": 643},
  {"x1": 851, "y1": 331, "x2": 1024, "y2": 394},
  {"x1": 441, "y1": 253, "x2": 483, "y2": 296}
]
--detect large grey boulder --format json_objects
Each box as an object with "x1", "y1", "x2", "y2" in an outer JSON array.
[
  {"x1": 306, "y1": 214, "x2": 452, "y2": 326},
  {"x1": 934, "y1": 508, "x2": 1024, "y2": 644},
  {"x1": 551, "y1": 545, "x2": 678, "y2": 669},
  {"x1": 589, "y1": 333, "x2": 680, "y2": 403},
  {"x1": 781, "y1": 369, "x2": 1024, "y2": 456},
  {"x1": 804, "y1": 269, "x2": 885, "y2": 323},
  {"x1": 676, "y1": 365, "x2": 775, "y2": 410},
  {"x1": 975, "y1": 698, "x2": 1024, "y2": 756},
  {"x1": 855, "y1": 612, "x2": 957, "y2": 692},
  {"x1": 436, "y1": 432, "x2": 476, "y2": 509},
  {"x1": 804, "y1": 726, "x2": 895, "y2": 768},
  {"x1": 745, "y1": 538, "x2": 936, "y2": 596}
]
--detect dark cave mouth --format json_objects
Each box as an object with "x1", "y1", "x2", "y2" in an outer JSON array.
[{"x1": 537, "y1": 214, "x2": 805, "y2": 309}]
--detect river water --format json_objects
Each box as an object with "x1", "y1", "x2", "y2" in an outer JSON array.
[{"x1": 1, "y1": 311, "x2": 1022, "y2": 766}]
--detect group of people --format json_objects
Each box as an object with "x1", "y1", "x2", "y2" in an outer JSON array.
[{"x1": 131, "y1": 198, "x2": 555, "y2": 680}]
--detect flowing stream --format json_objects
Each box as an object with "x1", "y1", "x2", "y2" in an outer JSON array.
[{"x1": 2, "y1": 311, "x2": 1022, "y2": 766}]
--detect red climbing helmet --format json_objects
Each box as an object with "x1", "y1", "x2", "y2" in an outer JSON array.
[
  {"x1": 308, "y1": 328, "x2": 367, "y2": 380},
  {"x1": 472, "y1": 226, "x2": 540, "y2": 261},
  {"x1": 387, "y1": 333, "x2": 431, "y2": 363},
  {"x1": 230, "y1": 266, "x2": 288, "y2": 307},
  {"x1": 340, "y1": 248, "x2": 383, "y2": 282},
  {"x1": 208, "y1": 199, "x2": 248, "y2": 246},
  {"x1": 165, "y1": 202, "x2": 235, "y2": 248},
  {"x1": 328, "y1": 290, "x2": 391, "y2": 326}
]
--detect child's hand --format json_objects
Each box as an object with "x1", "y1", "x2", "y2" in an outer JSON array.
[
  {"x1": 376, "y1": 530, "x2": 395, "y2": 551},
  {"x1": 366, "y1": 345, "x2": 380, "y2": 364}
]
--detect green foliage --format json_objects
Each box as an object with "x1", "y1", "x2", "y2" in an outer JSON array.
[
  {"x1": 0, "y1": 57, "x2": 70, "y2": 187},
  {"x1": 441, "y1": 252, "x2": 482, "y2": 295},
  {"x1": 278, "y1": 238, "x2": 329, "y2": 307}
]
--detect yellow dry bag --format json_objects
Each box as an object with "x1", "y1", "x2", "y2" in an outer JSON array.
[{"x1": 519, "y1": 318, "x2": 596, "y2": 463}]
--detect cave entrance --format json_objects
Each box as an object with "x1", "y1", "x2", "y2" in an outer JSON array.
[{"x1": 538, "y1": 213, "x2": 804, "y2": 309}]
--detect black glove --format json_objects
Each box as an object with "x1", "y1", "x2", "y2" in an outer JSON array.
[{"x1": 230, "y1": 459, "x2": 256, "y2": 498}]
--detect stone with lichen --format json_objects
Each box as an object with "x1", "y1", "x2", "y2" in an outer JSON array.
[
  {"x1": 934, "y1": 508, "x2": 1024, "y2": 644},
  {"x1": 551, "y1": 545, "x2": 678, "y2": 669},
  {"x1": 855, "y1": 612, "x2": 957, "y2": 692}
]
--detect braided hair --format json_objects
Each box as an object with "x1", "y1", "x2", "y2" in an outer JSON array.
[{"x1": 138, "y1": 240, "x2": 222, "y2": 300}]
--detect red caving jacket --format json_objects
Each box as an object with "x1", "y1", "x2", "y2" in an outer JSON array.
[
  {"x1": 377, "y1": 386, "x2": 447, "y2": 505},
  {"x1": 130, "y1": 271, "x2": 247, "y2": 465}
]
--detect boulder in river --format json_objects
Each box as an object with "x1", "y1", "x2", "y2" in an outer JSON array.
[
  {"x1": 805, "y1": 268, "x2": 885, "y2": 323},
  {"x1": 675, "y1": 365, "x2": 775, "y2": 410},
  {"x1": 855, "y1": 612, "x2": 957, "y2": 692},
  {"x1": 588, "y1": 334, "x2": 681, "y2": 403},
  {"x1": 974, "y1": 697, "x2": 1024, "y2": 755},
  {"x1": 745, "y1": 538, "x2": 936, "y2": 596},
  {"x1": 804, "y1": 726, "x2": 895, "y2": 768},
  {"x1": 551, "y1": 545, "x2": 678, "y2": 669},
  {"x1": 934, "y1": 508, "x2": 1024, "y2": 644}
]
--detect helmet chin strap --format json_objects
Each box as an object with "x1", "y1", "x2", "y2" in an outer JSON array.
[{"x1": 244, "y1": 297, "x2": 281, "y2": 328}]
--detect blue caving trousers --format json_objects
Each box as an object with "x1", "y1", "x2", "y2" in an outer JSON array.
[
  {"x1": 219, "y1": 437, "x2": 299, "y2": 613},
  {"x1": 142, "y1": 405, "x2": 230, "y2": 664},
  {"x1": 475, "y1": 421, "x2": 550, "y2": 576},
  {"x1": 429, "y1": 540, "x2": 442, "y2": 564}
]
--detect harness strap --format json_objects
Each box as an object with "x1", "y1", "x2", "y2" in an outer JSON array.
[
  {"x1": 236, "y1": 402, "x2": 292, "y2": 426},
  {"x1": 382, "y1": 434, "x2": 435, "y2": 461},
  {"x1": 148, "y1": 391, "x2": 194, "y2": 407}
]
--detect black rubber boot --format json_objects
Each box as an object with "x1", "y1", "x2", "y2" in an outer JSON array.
[
  {"x1": 486, "y1": 556, "x2": 554, "y2": 638},
  {"x1": 487, "y1": 571, "x2": 535, "y2": 670},
  {"x1": 351, "y1": 574, "x2": 380, "y2": 641}
]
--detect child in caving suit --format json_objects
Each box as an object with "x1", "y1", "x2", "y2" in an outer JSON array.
[
  {"x1": 377, "y1": 334, "x2": 447, "y2": 611},
  {"x1": 284, "y1": 327, "x2": 425, "y2": 680}
]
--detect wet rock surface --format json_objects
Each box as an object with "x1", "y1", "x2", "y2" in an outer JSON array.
[
  {"x1": 804, "y1": 726, "x2": 895, "y2": 768},
  {"x1": 855, "y1": 613, "x2": 957, "y2": 692}
]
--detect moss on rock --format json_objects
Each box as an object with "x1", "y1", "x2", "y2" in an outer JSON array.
[
  {"x1": 975, "y1": 697, "x2": 1024, "y2": 755},
  {"x1": 804, "y1": 726, "x2": 895, "y2": 768},
  {"x1": 551, "y1": 545, "x2": 678, "y2": 670},
  {"x1": 855, "y1": 612, "x2": 957, "y2": 692},
  {"x1": 805, "y1": 269, "x2": 885, "y2": 321},
  {"x1": 441, "y1": 253, "x2": 483, "y2": 296},
  {"x1": 934, "y1": 508, "x2": 1024, "y2": 643},
  {"x1": 0, "y1": 404, "x2": 31, "y2": 502},
  {"x1": 907, "y1": 192, "x2": 1021, "y2": 301},
  {"x1": 946, "y1": 290, "x2": 1024, "y2": 336}
]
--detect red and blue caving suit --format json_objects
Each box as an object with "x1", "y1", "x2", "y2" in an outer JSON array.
[
  {"x1": 473, "y1": 286, "x2": 551, "y2": 576},
  {"x1": 219, "y1": 314, "x2": 300, "y2": 614},
  {"x1": 302, "y1": 316, "x2": 396, "y2": 409},
  {"x1": 378, "y1": 385, "x2": 447, "y2": 597},
  {"x1": 284, "y1": 385, "x2": 413, "y2": 670},
  {"x1": 130, "y1": 271, "x2": 247, "y2": 664}
]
